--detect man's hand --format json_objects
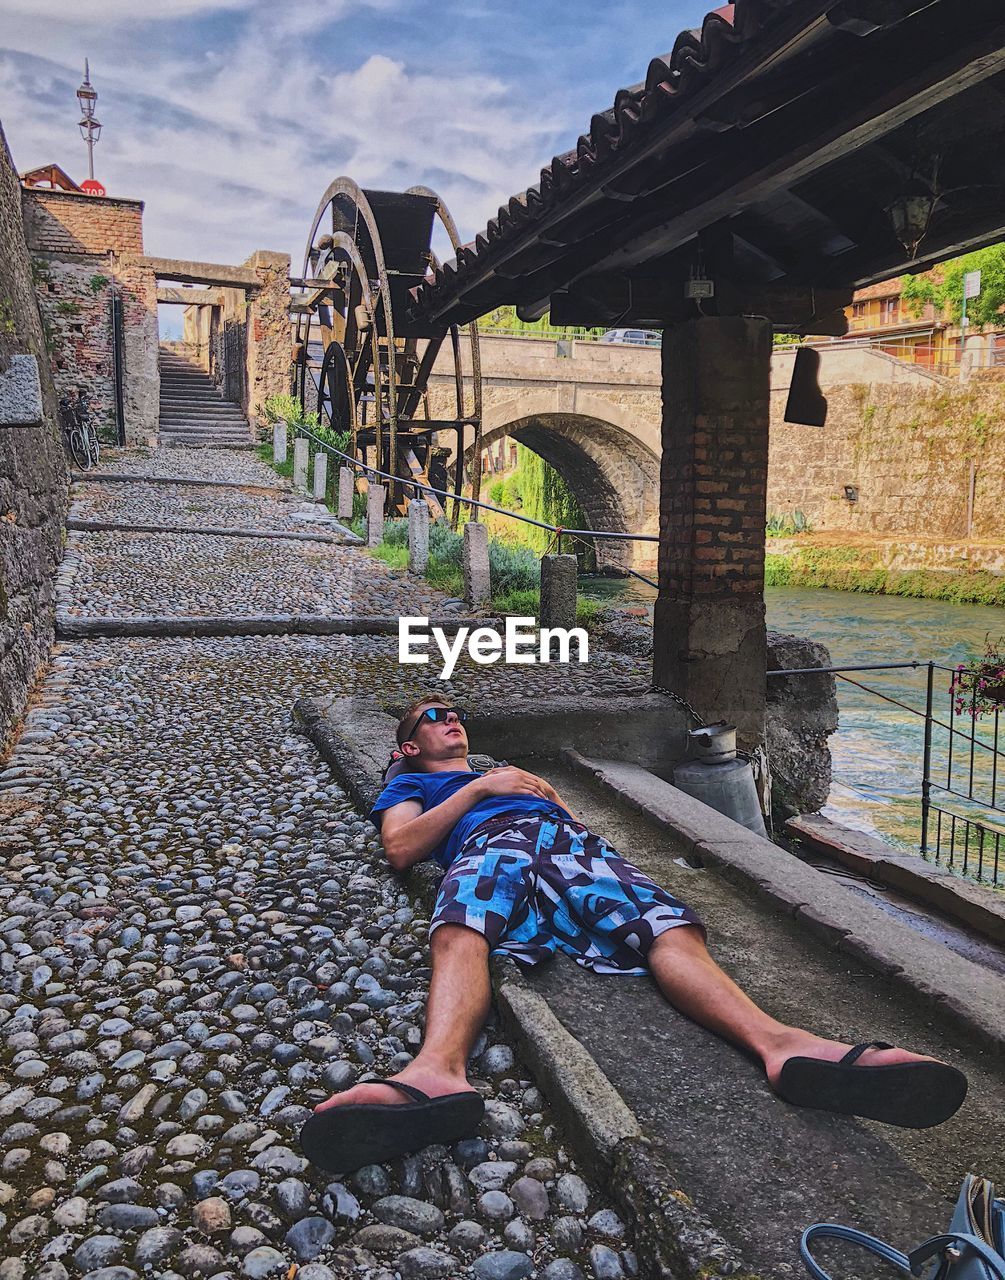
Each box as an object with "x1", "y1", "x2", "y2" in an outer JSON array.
[{"x1": 476, "y1": 766, "x2": 563, "y2": 806}]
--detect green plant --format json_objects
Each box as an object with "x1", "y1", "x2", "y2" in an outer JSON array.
[
  {"x1": 902, "y1": 243, "x2": 1005, "y2": 328},
  {"x1": 262, "y1": 393, "x2": 319, "y2": 429},
  {"x1": 766, "y1": 510, "x2": 813, "y2": 537},
  {"x1": 55, "y1": 300, "x2": 81, "y2": 317},
  {"x1": 256, "y1": 441, "x2": 293, "y2": 479},
  {"x1": 311, "y1": 422, "x2": 351, "y2": 455},
  {"x1": 88, "y1": 274, "x2": 110, "y2": 293}
]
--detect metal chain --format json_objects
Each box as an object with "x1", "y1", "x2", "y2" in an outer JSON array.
[
  {"x1": 647, "y1": 682, "x2": 754, "y2": 763},
  {"x1": 647, "y1": 682, "x2": 707, "y2": 728}
]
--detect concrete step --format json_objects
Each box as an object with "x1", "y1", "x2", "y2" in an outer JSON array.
[
  {"x1": 159, "y1": 392, "x2": 238, "y2": 403},
  {"x1": 159, "y1": 407, "x2": 248, "y2": 420},
  {"x1": 160, "y1": 430, "x2": 253, "y2": 440},
  {"x1": 160, "y1": 436, "x2": 254, "y2": 448},
  {"x1": 159, "y1": 437, "x2": 257, "y2": 451},
  {"x1": 160, "y1": 383, "x2": 225, "y2": 393},
  {"x1": 159, "y1": 423, "x2": 251, "y2": 436},
  {"x1": 160, "y1": 410, "x2": 248, "y2": 422},
  {"x1": 159, "y1": 397, "x2": 245, "y2": 410}
]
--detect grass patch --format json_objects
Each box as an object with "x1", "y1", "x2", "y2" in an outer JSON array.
[
  {"x1": 256, "y1": 442, "x2": 611, "y2": 624},
  {"x1": 257, "y1": 442, "x2": 294, "y2": 480},
  {"x1": 767, "y1": 546, "x2": 1005, "y2": 606}
]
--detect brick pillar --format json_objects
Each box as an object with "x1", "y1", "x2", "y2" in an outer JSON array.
[{"x1": 653, "y1": 317, "x2": 770, "y2": 748}]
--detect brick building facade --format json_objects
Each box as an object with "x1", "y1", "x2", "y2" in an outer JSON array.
[{"x1": 22, "y1": 188, "x2": 159, "y2": 444}]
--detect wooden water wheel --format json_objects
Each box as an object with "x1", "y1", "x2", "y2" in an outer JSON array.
[{"x1": 292, "y1": 178, "x2": 482, "y2": 518}]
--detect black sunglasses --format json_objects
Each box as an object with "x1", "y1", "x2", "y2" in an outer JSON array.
[{"x1": 401, "y1": 705, "x2": 468, "y2": 744}]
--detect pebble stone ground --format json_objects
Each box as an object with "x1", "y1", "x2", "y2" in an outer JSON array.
[{"x1": 0, "y1": 446, "x2": 649, "y2": 1280}]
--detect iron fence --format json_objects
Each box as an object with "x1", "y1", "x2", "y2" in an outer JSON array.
[
  {"x1": 922, "y1": 661, "x2": 1005, "y2": 885},
  {"x1": 768, "y1": 660, "x2": 1005, "y2": 887}
]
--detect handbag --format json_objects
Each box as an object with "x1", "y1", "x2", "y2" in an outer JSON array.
[{"x1": 801, "y1": 1174, "x2": 1005, "y2": 1280}]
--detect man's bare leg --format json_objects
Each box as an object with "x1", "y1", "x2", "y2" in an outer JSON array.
[
  {"x1": 314, "y1": 923, "x2": 489, "y2": 1113},
  {"x1": 647, "y1": 925, "x2": 936, "y2": 1089}
]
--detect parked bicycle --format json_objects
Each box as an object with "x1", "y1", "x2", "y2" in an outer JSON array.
[{"x1": 59, "y1": 390, "x2": 100, "y2": 470}]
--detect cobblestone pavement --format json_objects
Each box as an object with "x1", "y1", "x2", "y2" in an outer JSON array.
[
  {"x1": 92, "y1": 447, "x2": 282, "y2": 486},
  {"x1": 71, "y1": 482, "x2": 350, "y2": 537},
  {"x1": 60, "y1": 531, "x2": 464, "y2": 622},
  {"x1": 0, "y1": 449, "x2": 647, "y2": 1280}
]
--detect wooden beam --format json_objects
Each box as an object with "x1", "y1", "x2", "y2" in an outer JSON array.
[
  {"x1": 550, "y1": 270, "x2": 851, "y2": 332},
  {"x1": 157, "y1": 288, "x2": 224, "y2": 307},
  {"x1": 421, "y1": 0, "x2": 1005, "y2": 323},
  {"x1": 142, "y1": 256, "x2": 259, "y2": 289},
  {"x1": 599, "y1": 8, "x2": 1005, "y2": 274}
]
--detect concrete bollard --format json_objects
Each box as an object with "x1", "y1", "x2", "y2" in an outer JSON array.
[
  {"x1": 463, "y1": 521, "x2": 491, "y2": 605},
  {"x1": 367, "y1": 483, "x2": 386, "y2": 546},
  {"x1": 273, "y1": 420, "x2": 287, "y2": 465},
  {"x1": 540, "y1": 553, "x2": 578, "y2": 630},
  {"x1": 292, "y1": 437, "x2": 309, "y2": 491},
  {"x1": 408, "y1": 499, "x2": 430, "y2": 574},
  {"x1": 312, "y1": 451, "x2": 328, "y2": 501},
  {"x1": 337, "y1": 466, "x2": 354, "y2": 520}
]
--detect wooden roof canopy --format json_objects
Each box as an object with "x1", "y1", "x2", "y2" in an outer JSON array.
[{"x1": 408, "y1": 0, "x2": 1005, "y2": 337}]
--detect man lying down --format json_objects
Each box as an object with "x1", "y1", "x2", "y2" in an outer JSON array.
[{"x1": 299, "y1": 696, "x2": 967, "y2": 1173}]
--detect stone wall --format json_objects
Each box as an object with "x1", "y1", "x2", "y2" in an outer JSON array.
[
  {"x1": 183, "y1": 252, "x2": 290, "y2": 432},
  {"x1": 245, "y1": 251, "x2": 291, "y2": 426},
  {"x1": 28, "y1": 255, "x2": 159, "y2": 442},
  {"x1": 767, "y1": 377, "x2": 1005, "y2": 541},
  {"x1": 21, "y1": 188, "x2": 158, "y2": 445},
  {"x1": 0, "y1": 122, "x2": 67, "y2": 757}
]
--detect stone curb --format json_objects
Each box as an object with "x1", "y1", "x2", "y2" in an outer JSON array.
[
  {"x1": 55, "y1": 614, "x2": 487, "y2": 641},
  {"x1": 292, "y1": 696, "x2": 750, "y2": 1280},
  {"x1": 160, "y1": 438, "x2": 258, "y2": 451},
  {"x1": 786, "y1": 812, "x2": 1005, "y2": 947},
  {"x1": 66, "y1": 517, "x2": 362, "y2": 546},
  {"x1": 72, "y1": 472, "x2": 291, "y2": 494},
  {"x1": 564, "y1": 750, "x2": 1005, "y2": 1056}
]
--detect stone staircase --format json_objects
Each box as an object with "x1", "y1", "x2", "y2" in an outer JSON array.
[{"x1": 158, "y1": 348, "x2": 254, "y2": 449}]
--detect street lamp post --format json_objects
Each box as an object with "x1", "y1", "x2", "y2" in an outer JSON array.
[{"x1": 76, "y1": 60, "x2": 101, "y2": 182}]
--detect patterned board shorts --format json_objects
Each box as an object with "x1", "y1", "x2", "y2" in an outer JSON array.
[{"x1": 430, "y1": 813, "x2": 705, "y2": 974}]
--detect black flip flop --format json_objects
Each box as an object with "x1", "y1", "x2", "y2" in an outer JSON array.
[
  {"x1": 298, "y1": 1079, "x2": 485, "y2": 1173},
  {"x1": 776, "y1": 1040, "x2": 968, "y2": 1129}
]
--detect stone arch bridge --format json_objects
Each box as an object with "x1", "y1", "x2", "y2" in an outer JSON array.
[
  {"x1": 426, "y1": 334, "x2": 943, "y2": 575},
  {"x1": 428, "y1": 335, "x2": 662, "y2": 573}
]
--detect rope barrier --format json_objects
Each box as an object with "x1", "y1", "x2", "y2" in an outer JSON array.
[{"x1": 291, "y1": 423, "x2": 659, "y2": 544}]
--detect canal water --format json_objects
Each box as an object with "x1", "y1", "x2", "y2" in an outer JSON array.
[{"x1": 581, "y1": 578, "x2": 1005, "y2": 852}]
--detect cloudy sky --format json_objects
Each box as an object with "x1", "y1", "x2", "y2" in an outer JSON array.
[{"x1": 0, "y1": 0, "x2": 698, "y2": 268}]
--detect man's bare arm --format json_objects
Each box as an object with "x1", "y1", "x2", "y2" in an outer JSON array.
[{"x1": 378, "y1": 767, "x2": 571, "y2": 871}]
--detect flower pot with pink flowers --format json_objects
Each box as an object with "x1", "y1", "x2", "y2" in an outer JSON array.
[{"x1": 952, "y1": 633, "x2": 1005, "y2": 718}]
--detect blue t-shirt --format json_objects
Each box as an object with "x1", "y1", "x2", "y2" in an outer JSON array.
[{"x1": 370, "y1": 771, "x2": 571, "y2": 870}]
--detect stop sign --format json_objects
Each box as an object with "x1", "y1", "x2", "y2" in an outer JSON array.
[{"x1": 81, "y1": 178, "x2": 106, "y2": 196}]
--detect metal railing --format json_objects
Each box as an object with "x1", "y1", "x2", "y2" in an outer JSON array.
[
  {"x1": 768, "y1": 659, "x2": 1005, "y2": 887},
  {"x1": 289, "y1": 423, "x2": 660, "y2": 592}
]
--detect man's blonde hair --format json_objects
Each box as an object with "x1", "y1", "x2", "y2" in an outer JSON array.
[{"x1": 396, "y1": 694, "x2": 449, "y2": 747}]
